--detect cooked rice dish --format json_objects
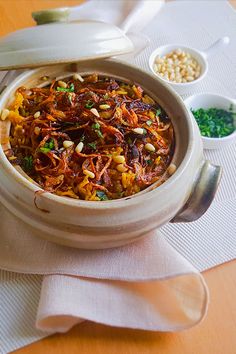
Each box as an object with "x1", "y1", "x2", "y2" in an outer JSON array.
[{"x1": 5, "y1": 74, "x2": 175, "y2": 201}]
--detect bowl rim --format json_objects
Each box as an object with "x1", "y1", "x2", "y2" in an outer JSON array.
[
  {"x1": 148, "y1": 43, "x2": 208, "y2": 87},
  {"x1": 0, "y1": 58, "x2": 196, "y2": 209},
  {"x1": 184, "y1": 92, "x2": 236, "y2": 142}
]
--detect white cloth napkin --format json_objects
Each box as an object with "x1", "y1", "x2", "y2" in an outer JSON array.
[
  {"x1": 0, "y1": 205, "x2": 208, "y2": 333},
  {"x1": 0, "y1": 0, "x2": 209, "y2": 334},
  {"x1": 69, "y1": 0, "x2": 164, "y2": 32}
]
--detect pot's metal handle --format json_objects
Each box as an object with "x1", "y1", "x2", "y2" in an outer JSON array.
[{"x1": 171, "y1": 160, "x2": 222, "y2": 223}]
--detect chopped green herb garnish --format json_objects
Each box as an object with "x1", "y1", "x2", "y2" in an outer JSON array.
[
  {"x1": 103, "y1": 93, "x2": 109, "y2": 100},
  {"x1": 92, "y1": 122, "x2": 103, "y2": 138},
  {"x1": 156, "y1": 108, "x2": 161, "y2": 116},
  {"x1": 46, "y1": 139, "x2": 54, "y2": 149},
  {"x1": 39, "y1": 138, "x2": 54, "y2": 153},
  {"x1": 92, "y1": 122, "x2": 101, "y2": 130},
  {"x1": 85, "y1": 100, "x2": 94, "y2": 109},
  {"x1": 39, "y1": 147, "x2": 51, "y2": 153},
  {"x1": 88, "y1": 142, "x2": 97, "y2": 150},
  {"x1": 142, "y1": 128, "x2": 147, "y2": 135},
  {"x1": 22, "y1": 155, "x2": 33, "y2": 171},
  {"x1": 57, "y1": 83, "x2": 74, "y2": 92},
  {"x1": 96, "y1": 130, "x2": 103, "y2": 138},
  {"x1": 191, "y1": 107, "x2": 235, "y2": 138},
  {"x1": 146, "y1": 120, "x2": 153, "y2": 126},
  {"x1": 96, "y1": 191, "x2": 109, "y2": 200},
  {"x1": 146, "y1": 159, "x2": 152, "y2": 165}
]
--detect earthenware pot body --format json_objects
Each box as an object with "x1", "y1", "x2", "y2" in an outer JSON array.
[{"x1": 0, "y1": 59, "x2": 221, "y2": 248}]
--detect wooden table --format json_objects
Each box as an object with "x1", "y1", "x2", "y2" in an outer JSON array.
[{"x1": 0, "y1": 1, "x2": 235, "y2": 353}]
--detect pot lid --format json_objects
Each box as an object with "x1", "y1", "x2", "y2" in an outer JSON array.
[{"x1": 0, "y1": 8, "x2": 134, "y2": 71}]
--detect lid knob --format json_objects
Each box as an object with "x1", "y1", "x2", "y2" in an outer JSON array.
[{"x1": 32, "y1": 7, "x2": 70, "y2": 25}]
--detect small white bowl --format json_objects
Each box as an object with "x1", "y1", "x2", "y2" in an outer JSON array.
[
  {"x1": 149, "y1": 37, "x2": 230, "y2": 95},
  {"x1": 184, "y1": 93, "x2": 236, "y2": 150}
]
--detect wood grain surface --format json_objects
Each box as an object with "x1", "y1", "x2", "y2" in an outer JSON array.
[{"x1": 0, "y1": 1, "x2": 235, "y2": 353}]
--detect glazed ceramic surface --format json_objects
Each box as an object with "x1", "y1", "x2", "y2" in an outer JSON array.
[
  {"x1": 0, "y1": 21, "x2": 133, "y2": 70},
  {"x1": 0, "y1": 59, "x2": 221, "y2": 248}
]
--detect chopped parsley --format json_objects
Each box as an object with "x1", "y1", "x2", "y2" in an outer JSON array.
[
  {"x1": 103, "y1": 93, "x2": 109, "y2": 100},
  {"x1": 85, "y1": 100, "x2": 94, "y2": 109},
  {"x1": 22, "y1": 155, "x2": 33, "y2": 171},
  {"x1": 56, "y1": 83, "x2": 74, "y2": 92},
  {"x1": 96, "y1": 191, "x2": 109, "y2": 200},
  {"x1": 88, "y1": 142, "x2": 97, "y2": 150},
  {"x1": 92, "y1": 122, "x2": 101, "y2": 130},
  {"x1": 146, "y1": 120, "x2": 153, "y2": 126},
  {"x1": 92, "y1": 122, "x2": 103, "y2": 138},
  {"x1": 156, "y1": 108, "x2": 161, "y2": 116},
  {"x1": 191, "y1": 107, "x2": 235, "y2": 138},
  {"x1": 39, "y1": 139, "x2": 54, "y2": 153},
  {"x1": 96, "y1": 130, "x2": 103, "y2": 138}
]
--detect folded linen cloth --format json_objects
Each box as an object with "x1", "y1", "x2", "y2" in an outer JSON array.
[
  {"x1": 0, "y1": 204, "x2": 208, "y2": 333},
  {"x1": 68, "y1": 0, "x2": 165, "y2": 32},
  {"x1": 0, "y1": 0, "x2": 208, "y2": 334}
]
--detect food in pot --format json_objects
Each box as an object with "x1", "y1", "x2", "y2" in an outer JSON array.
[
  {"x1": 153, "y1": 49, "x2": 201, "y2": 83},
  {"x1": 191, "y1": 106, "x2": 235, "y2": 138},
  {"x1": 4, "y1": 74, "x2": 175, "y2": 201}
]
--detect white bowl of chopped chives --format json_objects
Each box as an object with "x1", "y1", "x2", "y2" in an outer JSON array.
[{"x1": 184, "y1": 93, "x2": 236, "y2": 150}]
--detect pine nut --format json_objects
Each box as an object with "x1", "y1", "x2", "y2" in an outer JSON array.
[
  {"x1": 75, "y1": 142, "x2": 84, "y2": 154},
  {"x1": 73, "y1": 73, "x2": 84, "y2": 82},
  {"x1": 167, "y1": 163, "x2": 177, "y2": 175},
  {"x1": 83, "y1": 170, "x2": 95, "y2": 178},
  {"x1": 145, "y1": 143, "x2": 156, "y2": 152},
  {"x1": 34, "y1": 126, "x2": 41, "y2": 135},
  {"x1": 34, "y1": 111, "x2": 41, "y2": 118},
  {"x1": 132, "y1": 127, "x2": 145, "y2": 135},
  {"x1": 113, "y1": 155, "x2": 125, "y2": 164},
  {"x1": 58, "y1": 80, "x2": 67, "y2": 88},
  {"x1": 99, "y1": 104, "x2": 110, "y2": 110},
  {"x1": 90, "y1": 108, "x2": 100, "y2": 117},
  {"x1": 153, "y1": 48, "x2": 201, "y2": 83},
  {"x1": 116, "y1": 164, "x2": 128, "y2": 172},
  {"x1": 63, "y1": 140, "x2": 74, "y2": 148},
  {"x1": 1, "y1": 108, "x2": 9, "y2": 121},
  {"x1": 186, "y1": 76, "x2": 194, "y2": 82}
]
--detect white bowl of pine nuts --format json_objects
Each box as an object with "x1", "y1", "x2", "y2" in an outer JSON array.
[{"x1": 149, "y1": 37, "x2": 230, "y2": 94}]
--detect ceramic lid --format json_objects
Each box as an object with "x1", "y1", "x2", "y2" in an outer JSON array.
[{"x1": 0, "y1": 10, "x2": 134, "y2": 71}]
